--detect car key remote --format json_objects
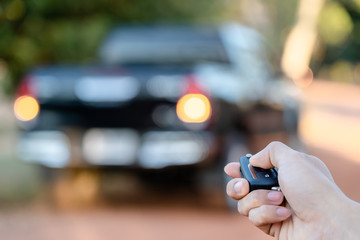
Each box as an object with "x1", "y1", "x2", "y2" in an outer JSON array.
[{"x1": 239, "y1": 154, "x2": 280, "y2": 192}]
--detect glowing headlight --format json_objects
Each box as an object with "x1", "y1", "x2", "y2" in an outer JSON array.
[
  {"x1": 176, "y1": 94, "x2": 211, "y2": 123},
  {"x1": 14, "y1": 96, "x2": 40, "y2": 121}
]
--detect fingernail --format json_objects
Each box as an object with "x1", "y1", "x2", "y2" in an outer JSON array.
[
  {"x1": 276, "y1": 207, "x2": 290, "y2": 217},
  {"x1": 268, "y1": 191, "x2": 283, "y2": 202},
  {"x1": 234, "y1": 181, "x2": 243, "y2": 193}
]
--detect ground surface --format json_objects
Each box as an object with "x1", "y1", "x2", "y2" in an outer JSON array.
[{"x1": 1, "y1": 80, "x2": 360, "y2": 240}]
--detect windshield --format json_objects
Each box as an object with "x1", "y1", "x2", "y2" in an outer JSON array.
[{"x1": 98, "y1": 26, "x2": 230, "y2": 64}]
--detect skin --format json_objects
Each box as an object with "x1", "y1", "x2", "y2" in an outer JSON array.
[{"x1": 225, "y1": 141, "x2": 360, "y2": 239}]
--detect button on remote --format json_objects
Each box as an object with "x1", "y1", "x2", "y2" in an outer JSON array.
[{"x1": 239, "y1": 154, "x2": 280, "y2": 192}]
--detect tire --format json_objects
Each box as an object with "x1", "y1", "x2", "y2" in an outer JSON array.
[{"x1": 40, "y1": 167, "x2": 100, "y2": 210}]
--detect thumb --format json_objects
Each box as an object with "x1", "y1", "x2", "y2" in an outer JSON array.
[{"x1": 249, "y1": 141, "x2": 298, "y2": 169}]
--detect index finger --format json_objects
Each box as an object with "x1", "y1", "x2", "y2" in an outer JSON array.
[
  {"x1": 224, "y1": 162, "x2": 241, "y2": 178},
  {"x1": 249, "y1": 141, "x2": 298, "y2": 169}
]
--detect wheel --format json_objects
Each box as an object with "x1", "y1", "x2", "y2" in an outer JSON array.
[{"x1": 40, "y1": 167, "x2": 100, "y2": 210}]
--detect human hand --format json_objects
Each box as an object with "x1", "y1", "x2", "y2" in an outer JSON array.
[{"x1": 225, "y1": 142, "x2": 360, "y2": 239}]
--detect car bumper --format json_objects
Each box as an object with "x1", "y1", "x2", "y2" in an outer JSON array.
[{"x1": 17, "y1": 129, "x2": 215, "y2": 169}]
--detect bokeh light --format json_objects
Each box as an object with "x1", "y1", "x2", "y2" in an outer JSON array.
[
  {"x1": 176, "y1": 94, "x2": 211, "y2": 123},
  {"x1": 5, "y1": 0, "x2": 25, "y2": 21},
  {"x1": 318, "y1": 2, "x2": 353, "y2": 46},
  {"x1": 14, "y1": 95, "x2": 39, "y2": 121}
]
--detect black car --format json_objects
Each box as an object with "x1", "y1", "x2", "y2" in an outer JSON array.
[{"x1": 14, "y1": 23, "x2": 299, "y2": 207}]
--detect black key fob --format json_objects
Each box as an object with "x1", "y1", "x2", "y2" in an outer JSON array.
[{"x1": 239, "y1": 154, "x2": 279, "y2": 192}]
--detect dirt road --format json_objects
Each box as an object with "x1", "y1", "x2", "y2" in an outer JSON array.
[
  {"x1": 0, "y1": 145, "x2": 359, "y2": 240},
  {"x1": 0, "y1": 205, "x2": 271, "y2": 240}
]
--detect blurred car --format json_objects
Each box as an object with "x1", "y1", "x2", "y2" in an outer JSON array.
[{"x1": 13, "y1": 23, "x2": 299, "y2": 206}]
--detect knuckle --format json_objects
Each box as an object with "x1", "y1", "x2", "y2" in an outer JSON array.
[
  {"x1": 248, "y1": 208, "x2": 262, "y2": 226},
  {"x1": 282, "y1": 150, "x2": 305, "y2": 164},
  {"x1": 303, "y1": 152, "x2": 318, "y2": 162},
  {"x1": 247, "y1": 190, "x2": 260, "y2": 203},
  {"x1": 291, "y1": 151, "x2": 317, "y2": 165},
  {"x1": 237, "y1": 200, "x2": 248, "y2": 216},
  {"x1": 237, "y1": 190, "x2": 264, "y2": 216},
  {"x1": 288, "y1": 151, "x2": 303, "y2": 162},
  {"x1": 267, "y1": 141, "x2": 283, "y2": 149},
  {"x1": 298, "y1": 151, "x2": 310, "y2": 159},
  {"x1": 248, "y1": 205, "x2": 269, "y2": 227}
]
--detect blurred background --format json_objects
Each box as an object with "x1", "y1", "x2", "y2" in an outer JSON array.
[{"x1": 1, "y1": 0, "x2": 360, "y2": 239}]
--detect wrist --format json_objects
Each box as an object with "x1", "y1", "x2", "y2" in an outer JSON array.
[
  {"x1": 342, "y1": 199, "x2": 360, "y2": 239},
  {"x1": 323, "y1": 194, "x2": 360, "y2": 239}
]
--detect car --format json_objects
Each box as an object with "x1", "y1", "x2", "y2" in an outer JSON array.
[{"x1": 13, "y1": 23, "x2": 300, "y2": 207}]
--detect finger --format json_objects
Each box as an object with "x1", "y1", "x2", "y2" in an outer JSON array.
[
  {"x1": 248, "y1": 205, "x2": 291, "y2": 227},
  {"x1": 237, "y1": 190, "x2": 285, "y2": 216},
  {"x1": 226, "y1": 178, "x2": 249, "y2": 200},
  {"x1": 224, "y1": 162, "x2": 241, "y2": 178},
  {"x1": 250, "y1": 142, "x2": 334, "y2": 181},
  {"x1": 249, "y1": 141, "x2": 298, "y2": 169}
]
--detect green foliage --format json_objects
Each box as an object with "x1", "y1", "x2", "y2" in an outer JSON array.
[
  {"x1": 313, "y1": 0, "x2": 360, "y2": 83},
  {"x1": 318, "y1": 2, "x2": 353, "y2": 46},
  {"x1": 0, "y1": 0, "x2": 228, "y2": 94},
  {"x1": 5, "y1": 0, "x2": 360, "y2": 89}
]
